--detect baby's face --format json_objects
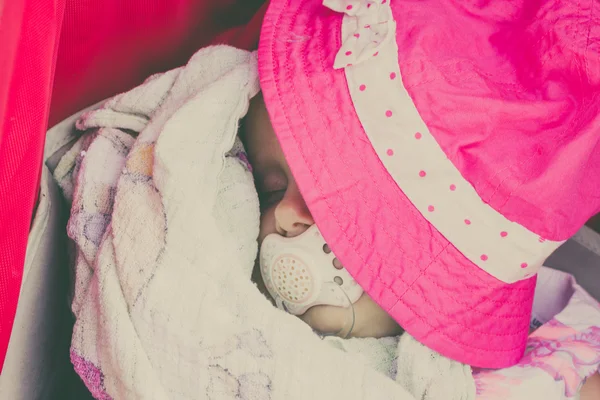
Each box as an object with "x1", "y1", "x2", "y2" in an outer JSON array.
[
  {"x1": 243, "y1": 94, "x2": 314, "y2": 246},
  {"x1": 243, "y1": 94, "x2": 402, "y2": 338}
]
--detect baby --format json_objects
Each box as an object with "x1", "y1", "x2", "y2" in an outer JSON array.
[{"x1": 242, "y1": 93, "x2": 403, "y2": 339}]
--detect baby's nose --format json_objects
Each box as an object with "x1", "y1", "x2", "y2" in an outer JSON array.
[
  {"x1": 279, "y1": 219, "x2": 312, "y2": 238},
  {"x1": 274, "y1": 183, "x2": 314, "y2": 238}
]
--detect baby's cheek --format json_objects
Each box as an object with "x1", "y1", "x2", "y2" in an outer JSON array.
[
  {"x1": 258, "y1": 207, "x2": 277, "y2": 245},
  {"x1": 354, "y1": 293, "x2": 404, "y2": 338}
]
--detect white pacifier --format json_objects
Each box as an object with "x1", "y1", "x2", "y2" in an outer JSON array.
[{"x1": 259, "y1": 225, "x2": 364, "y2": 316}]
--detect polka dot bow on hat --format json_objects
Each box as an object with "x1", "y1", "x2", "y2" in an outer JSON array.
[{"x1": 258, "y1": 0, "x2": 600, "y2": 368}]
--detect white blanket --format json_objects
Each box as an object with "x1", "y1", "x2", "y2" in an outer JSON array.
[{"x1": 54, "y1": 45, "x2": 475, "y2": 400}]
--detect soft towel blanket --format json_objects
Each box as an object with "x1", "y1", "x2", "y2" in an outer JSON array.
[{"x1": 54, "y1": 45, "x2": 476, "y2": 399}]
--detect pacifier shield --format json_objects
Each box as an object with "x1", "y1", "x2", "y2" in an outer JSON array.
[
  {"x1": 259, "y1": 224, "x2": 364, "y2": 315},
  {"x1": 270, "y1": 254, "x2": 315, "y2": 303}
]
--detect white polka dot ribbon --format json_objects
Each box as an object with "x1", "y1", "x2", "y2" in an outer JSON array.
[
  {"x1": 324, "y1": 0, "x2": 395, "y2": 69},
  {"x1": 328, "y1": 0, "x2": 565, "y2": 283}
]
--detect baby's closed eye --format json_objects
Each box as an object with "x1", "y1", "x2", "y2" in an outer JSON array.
[
  {"x1": 260, "y1": 189, "x2": 286, "y2": 210},
  {"x1": 256, "y1": 171, "x2": 288, "y2": 210}
]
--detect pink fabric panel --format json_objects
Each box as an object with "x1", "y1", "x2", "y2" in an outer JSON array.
[{"x1": 392, "y1": 0, "x2": 600, "y2": 240}]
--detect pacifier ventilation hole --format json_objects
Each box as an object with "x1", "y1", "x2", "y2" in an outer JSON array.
[
  {"x1": 332, "y1": 258, "x2": 343, "y2": 270},
  {"x1": 322, "y1": 242, "x2": 343, "y2": 270},
  {"x1": 271, "y1": 255, "x2": 313, "y2": 303}
]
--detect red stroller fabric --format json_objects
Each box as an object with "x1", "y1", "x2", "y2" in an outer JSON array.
[{"x1": 0, "y1": 0, "x2": 265, "y2": 371}]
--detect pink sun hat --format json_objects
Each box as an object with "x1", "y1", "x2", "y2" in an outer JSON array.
[{"x1": 258, "y1": 0, "x2": 600, "y2": 368}]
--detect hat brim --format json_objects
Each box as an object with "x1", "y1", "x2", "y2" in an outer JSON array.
[{"x1": 258, "y1": 0, "x2": 534, "y2": 368}]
